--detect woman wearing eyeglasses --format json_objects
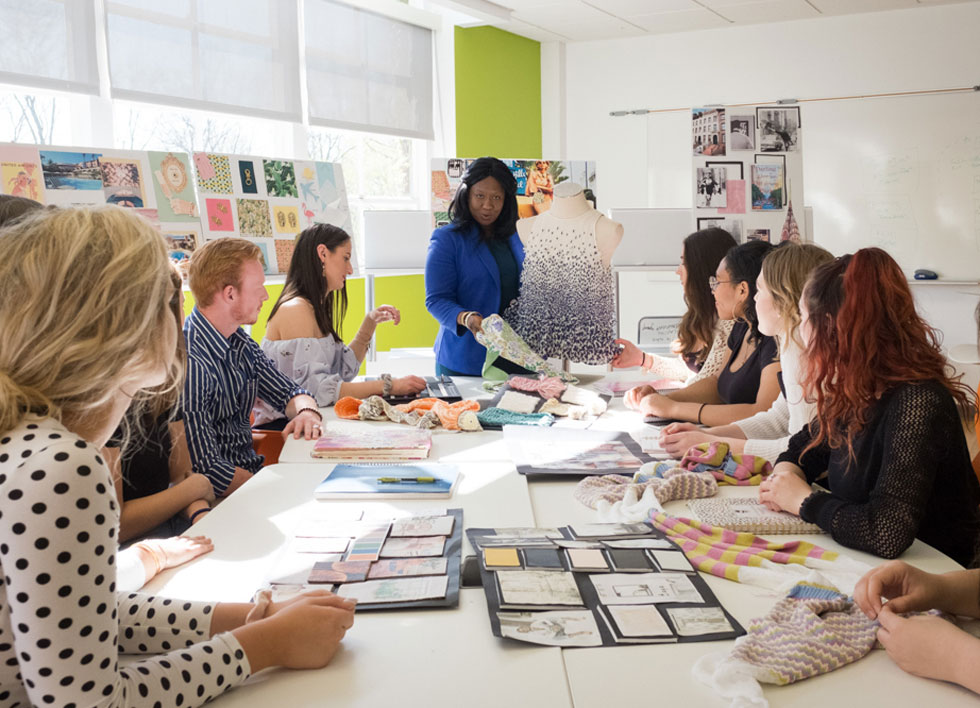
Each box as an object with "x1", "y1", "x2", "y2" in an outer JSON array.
[{"x1": 626, "y1": 240, "x2": 780, "y2": 426}]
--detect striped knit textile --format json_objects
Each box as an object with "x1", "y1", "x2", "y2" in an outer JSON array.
[
  {"x1": 650, "y1": 513, "x2": 838, "y2": 583},
  {"x1": 729, "y1": 581, "x2": 877, "y2": 686},
  {"x1": 679, "y1": 441, "x2": 773, "y2": 486},
  {"x1": 574, "y1": 469, "x2": 718, "y2": 509},
  {"x1": 475, "y1": 407, "x2": 555, "y2": 427}
]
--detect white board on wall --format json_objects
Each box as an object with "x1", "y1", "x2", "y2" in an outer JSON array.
[
  {"x1": 362, "y1": 210, "x2": 432, "y2": 269},
  {"x1": 609, "y1": 208, "x2": 694, "y2": 266},
  {"x1": 804, "y1": 91, "x2": 980, "y2": 280}
]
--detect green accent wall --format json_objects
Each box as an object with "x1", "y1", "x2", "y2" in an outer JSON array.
[
  {"x1": 454, "y1": 26, "x2": 541, "y2": 158},
  {"x1": 373, "y1": 274, "x2": 439, "y2": 352}
]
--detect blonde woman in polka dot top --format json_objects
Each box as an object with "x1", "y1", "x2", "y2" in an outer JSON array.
[{"x1": 0, "y1": 206, "x2": 355, "y2": 707}]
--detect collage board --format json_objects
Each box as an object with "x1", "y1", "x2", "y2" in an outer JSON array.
[
  {"x1": 0, "y1": 142, "x2": 351, "y2": 275},
  {"x1": 467, "y1": 522, "x2": 744, "y2": 647},
  {"x1": 431, "y1": 158, "x2": 598, "y2": 227},
  {"x1": 692, "y1": 105, "x2": 806, "y2": 243}
]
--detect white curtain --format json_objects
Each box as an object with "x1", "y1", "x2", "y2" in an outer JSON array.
[
  {"x1": 0, "y1": 0, "x2": 99, "y2": 94},
  {"x1": 305, "y1": 0, "x2": 433, "y2": 140},
  {"x1": 104, "y1": 0, "x2": 302, "y2": 121}
]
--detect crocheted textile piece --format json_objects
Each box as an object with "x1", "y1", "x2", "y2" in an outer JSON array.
[
  {"x1": 497, "y1": 390, "x2": 540, "y2": 414},
  {"x1": 649, "y1": 513, "x2": 838, "y2": 583},
  {"x1": 730, "y1": 581, "x2": 877, "y2": 686},
  {"x1": 574, "y1": 468, "x2": 718, "y2": 509},
  {"x1": 476, "y1": 407, "x2": 554, "y2": 427},
  {"x1": 358, "y1": 395, "x2": 438, "y2": 428},
  {"x1": 476, "y1": 314, "x2": 576, "y2": 382},
  {"x1": 679, "y1": 441, "x2": 772, "y2": 486},
  {"x1": 508, "y1": 376, "x2": 566, "y2": 400},
  {"x1": 335, "y1": 396, "x2": 363, "y2": 419},
  {"x1": 539, "y1": 398, "x2": 588, "y2": 419},
  {"x1": 503, "y1": 210, "x2": 619, "y2": 364},
  {"x1": 457, "y1": 410, "x2": 483, "y2": 432}
]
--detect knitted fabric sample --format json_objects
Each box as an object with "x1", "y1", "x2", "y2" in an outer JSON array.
[
  {"x1": 574, "y1": 468, "x2": 718, "y2": 509},
  {"x1": 539, "y1": 398, "x2": 587, "y2": 419},
  {"x1": 476, "y1": 407, "x2": 555, "y2": 427},
  {"x1": 358, "y1": 395, "x2": 438, "y2": 428},
  {"x1": 680, "y1": 441, "x2": 773, "y2": 486},
  {"x1": 509, "y1": 375, "x2": 566, "y2": 400},
  {"x1": 649, "y1": 513, "x2": 838, "y2": 584},
  {"x1": 476, "y1": 314, "x2": 573, "y2": 381},
  {"x1": 335, "y1": 396, "x2": 363, "y2": 419},
  {"x1": 729, "y1": 582, "x2": 878, "y2": 686},
  {"x1": 504, "y1": 210, "x2": 619, "y2": 364}
]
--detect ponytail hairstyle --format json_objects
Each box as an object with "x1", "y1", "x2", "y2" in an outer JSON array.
[
  {"x1": 268, "y1": 223, "x2": 350, "y2": 341},
  {"x1": 761, "y1": 242, "x2": 835, "y2": 349},
  {"x1": 723, "y1": 239, "x2": 773, "y2": 343},
  {"x1": 676, "y1": 227, "x2": 738, "y2": 364},
  {"x1": 801, "y1": 247, "x2": 973, "y2": 460}
]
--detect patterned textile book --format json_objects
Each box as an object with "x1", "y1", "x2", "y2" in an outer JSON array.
[
  {"x1": 311, "y1": 427, "x2": 432, "y2": 461},
  {"x1": 686, "y1": 497, "x2": 824, "y2": 535}
]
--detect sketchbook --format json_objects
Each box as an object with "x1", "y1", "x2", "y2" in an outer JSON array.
[
  {"x1": 314, "y1": 463, "x2": 459, "y2": 500},
  {"x1": 504, "y1": 426, "x2": 655, "y2": 476},
  {"x1": 686, "y1": 497, "x2": 824, "y2": 535},
  {"x1": 311, "y1": 427, "x2": 432, "y2": 461}
]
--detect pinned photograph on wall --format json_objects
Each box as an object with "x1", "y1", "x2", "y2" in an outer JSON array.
[
  {"x1": 100, "y1": 157, "x2": 145, "y2": 208},
  {"x1": 705, "y1": 161, "x2": 743, "y2": 180},
  {"x1": 40, "y1": 150, "x2": 103, "y2": 191},
  {"x1": 692, "y1": 107, "x2": 726, "y2": 156},
  {"x1": 238, "y1": 159, "x2": 259, "y2": 194},
  {"x1": 273, "y1": 205, "x2": 301, "y2": 234},
  {"x1": 315, "y1": 161, "x2": 353, "y2": 232},
  {"x1": 264, "y1": 159, "x2": 298, "y2": 198},
  {"x1": 194, "y1": 153, "x2": 233, "y2": 194},
  {"x1": 149, "y1": 151, "x2": 198, "y2": 220},
  {"x1": 746, "y1": 228, "x2": 771, "y2": 243},
  {"x1": 206, "y1": 198, "x2": 235, "y2": 232},
  {"x1": 2, "y1": 159, "x2": 44, "y2": 203},
  {"x1": 757, "y1": 106, "x2": 800, "y2": 152},
  {"x1": 697, "y1": 217, "x2": 742, "y2": 241},
  {"x1": 696, "y1": 166, "x2": 727, "y2": 208},
  {"x1": 255, "y1": 240, "x2": 275, "y2": 274},
  {"x1": 163, "y1": 229, "x2": 199, "y2": 263},
  {"x1": 237, "y1": 198, "x2": 273, "y2": 237},
  {"x1": 729, "y1": 115, "x2": 755, "y2": 151},
  {"x1": 717, "y1": 180, "x2": 746, "y2": 215},
  {"x1": 275, "y1": 238, "x2": 296, "y2": 274},
  {"x1": 754, "y1": 153, "x2": 786, "y2": 171},
  {"x1": 751, "y1": 164, "x2": 784, "y2": 210}
]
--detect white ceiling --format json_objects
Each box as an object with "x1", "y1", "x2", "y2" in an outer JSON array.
[{"x1": 473, "y1": 0, "x2": 980, "y2": 42}]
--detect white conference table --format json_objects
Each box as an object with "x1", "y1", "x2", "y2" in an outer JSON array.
[{"x1": 146, "y1": 375, "x2": 977, "y2": 707}]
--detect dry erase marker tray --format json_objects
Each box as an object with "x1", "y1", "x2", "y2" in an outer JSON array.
[
  {"x1": 366, "y1": 375, "x2": 462, "y2": 404},
  {"x1": 466, "y1": 522, "x2": 744, "y2": 647}
]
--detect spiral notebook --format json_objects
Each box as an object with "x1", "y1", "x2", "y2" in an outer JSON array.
[{"x1": 314, "y1": 463, "x2": 460, "y2": 500}]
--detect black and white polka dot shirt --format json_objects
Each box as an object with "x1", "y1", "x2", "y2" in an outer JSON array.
[{"x1": 0, "y1": 418, "x2": 251, "y2": 707}]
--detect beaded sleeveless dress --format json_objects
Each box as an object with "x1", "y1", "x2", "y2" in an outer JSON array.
[{"x1": 505, "y1": 209, "x2": 619, "y2": 364}]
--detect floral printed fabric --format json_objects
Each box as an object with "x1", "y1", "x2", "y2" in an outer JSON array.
[{"x1": 476, "y1": 314, "x2": 576, "y2": 382}]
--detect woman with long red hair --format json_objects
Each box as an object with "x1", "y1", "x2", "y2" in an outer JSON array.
[{"x1": 759, "y1": 248, "x2": 980, "y2": 565}]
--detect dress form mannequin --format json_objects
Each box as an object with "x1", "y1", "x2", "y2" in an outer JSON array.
[{"x1": 516, "y1": 182, "x2": 623, "y2": 267}]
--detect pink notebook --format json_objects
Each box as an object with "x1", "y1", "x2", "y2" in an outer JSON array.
[{"x1": 311, "y1": 428, "x2": 432, "y2": 461}]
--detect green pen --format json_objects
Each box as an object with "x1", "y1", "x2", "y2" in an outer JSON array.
[{"x1": 377, "y1": 476, "x2": 436, "y2": 484}]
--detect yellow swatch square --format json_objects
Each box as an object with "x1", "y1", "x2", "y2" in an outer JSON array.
[{"x1": 484, "y1": 547, "x2": 521, "y2": 568}]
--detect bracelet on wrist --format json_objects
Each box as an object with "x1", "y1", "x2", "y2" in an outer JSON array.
[
  {"x1": 296, "y1": 406, "x2": 323, "y2": 422},
  {"x1": 380, "y1": 373, "x2": 393, "y2": 397},
  {"x1": 697, "y1": 403, "x2": 707, "y2": 425},
  {"x1": 189, "y1": 506, "x2": 211, "y2": 523}
]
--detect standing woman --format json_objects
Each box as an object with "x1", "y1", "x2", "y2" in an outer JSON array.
[
  {"x1": 613, "y1": 227, "x2": 737, "y2": 384},
  {"x1": 425, "y1": 157, "x2": 524, "y2": 376},
  {"x1": 0, "y1": 206, "x2": 354, "y2": 706},
  {"x1": 256, "y1": 223, "x2": 426, "y2": 424},
  {"x1": 759, "y1": 248, "x2": 980, "y2": 565}
]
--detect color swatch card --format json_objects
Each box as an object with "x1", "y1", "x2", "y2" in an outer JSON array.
[
  {"x1": 337, "y1": 575, "x2": 449, "y2": 605},
  {"x1": 390, "y1": 514, "x2": 455, "y2": 537},
  {"x1": 345, "y1": 523, "x2": 392, "y2": 562},
  {"x1": 467, "y1": 523, "x2": 743, "y2": 647},
  {"x1": 367, "y1": 557, "x2": 448, "y2": 580},
  {"x1": 379, "y1": 536, "x2": 445, "y2": 558}
]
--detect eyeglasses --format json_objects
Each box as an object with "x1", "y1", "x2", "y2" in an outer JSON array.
[{"x1": 709, "y1": 276, "x2": 739, "y2": 292}]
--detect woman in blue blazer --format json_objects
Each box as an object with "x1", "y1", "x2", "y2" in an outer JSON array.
[{"x1": 425, "y1": 157, "x2": 526, "y2": 376}]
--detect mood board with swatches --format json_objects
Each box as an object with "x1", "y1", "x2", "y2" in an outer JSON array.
[
  {"x1": 466, "y1": 522, "x2": 744, "y2": 647},
  {"x1": 479, "y1": 375, "x2": 612, "y2": 430},
  {"x1": 264, "y1": 508, "x2": 462, "y2": 610}
]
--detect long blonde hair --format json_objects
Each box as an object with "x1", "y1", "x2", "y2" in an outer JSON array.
[
  {"x1": 762, "y1": 242, "x2": 835, "y2": 349},
  {"x1": 0, "y1": 206, "x2": 180, "y2": 438}
]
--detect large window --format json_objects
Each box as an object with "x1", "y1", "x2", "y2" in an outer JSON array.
[{"x1": 0, "y1": 85, "x2": 74, "y2": 145}]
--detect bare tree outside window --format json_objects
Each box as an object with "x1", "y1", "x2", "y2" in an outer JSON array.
[{"x1": 0, "y1": 92, "x2": 61, "y2": 144}]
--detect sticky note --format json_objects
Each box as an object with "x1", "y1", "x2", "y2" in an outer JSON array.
[{"x1": 484, "y1": 547, "x2": 521, "y2": 568}]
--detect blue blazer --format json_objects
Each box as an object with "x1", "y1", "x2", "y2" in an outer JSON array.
[{"x1": 424, "y1": 222, "x2": 525, "y2": 375}]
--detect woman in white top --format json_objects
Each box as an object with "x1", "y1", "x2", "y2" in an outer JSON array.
[
  {"x1": 659, "y1": 242, "x2": 834, "y2": 461},
  {"x1": 256, "y1": 223, "x2": 426, "y2": 424},
  {"x1": 0, "y1": 206, "x2": 355, "y2": 707},
  {"x1": 612, "y1": 227, "x2": 737, "y2": 384}
]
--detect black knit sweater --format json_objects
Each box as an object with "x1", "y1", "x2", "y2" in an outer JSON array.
[{"x1": 777, "y1": 380, "x2": 980, "y2": 567}]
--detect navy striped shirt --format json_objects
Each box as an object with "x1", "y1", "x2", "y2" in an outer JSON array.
[{"x1": 182, "y1": 307, "x2": 309, "y2": 494}]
